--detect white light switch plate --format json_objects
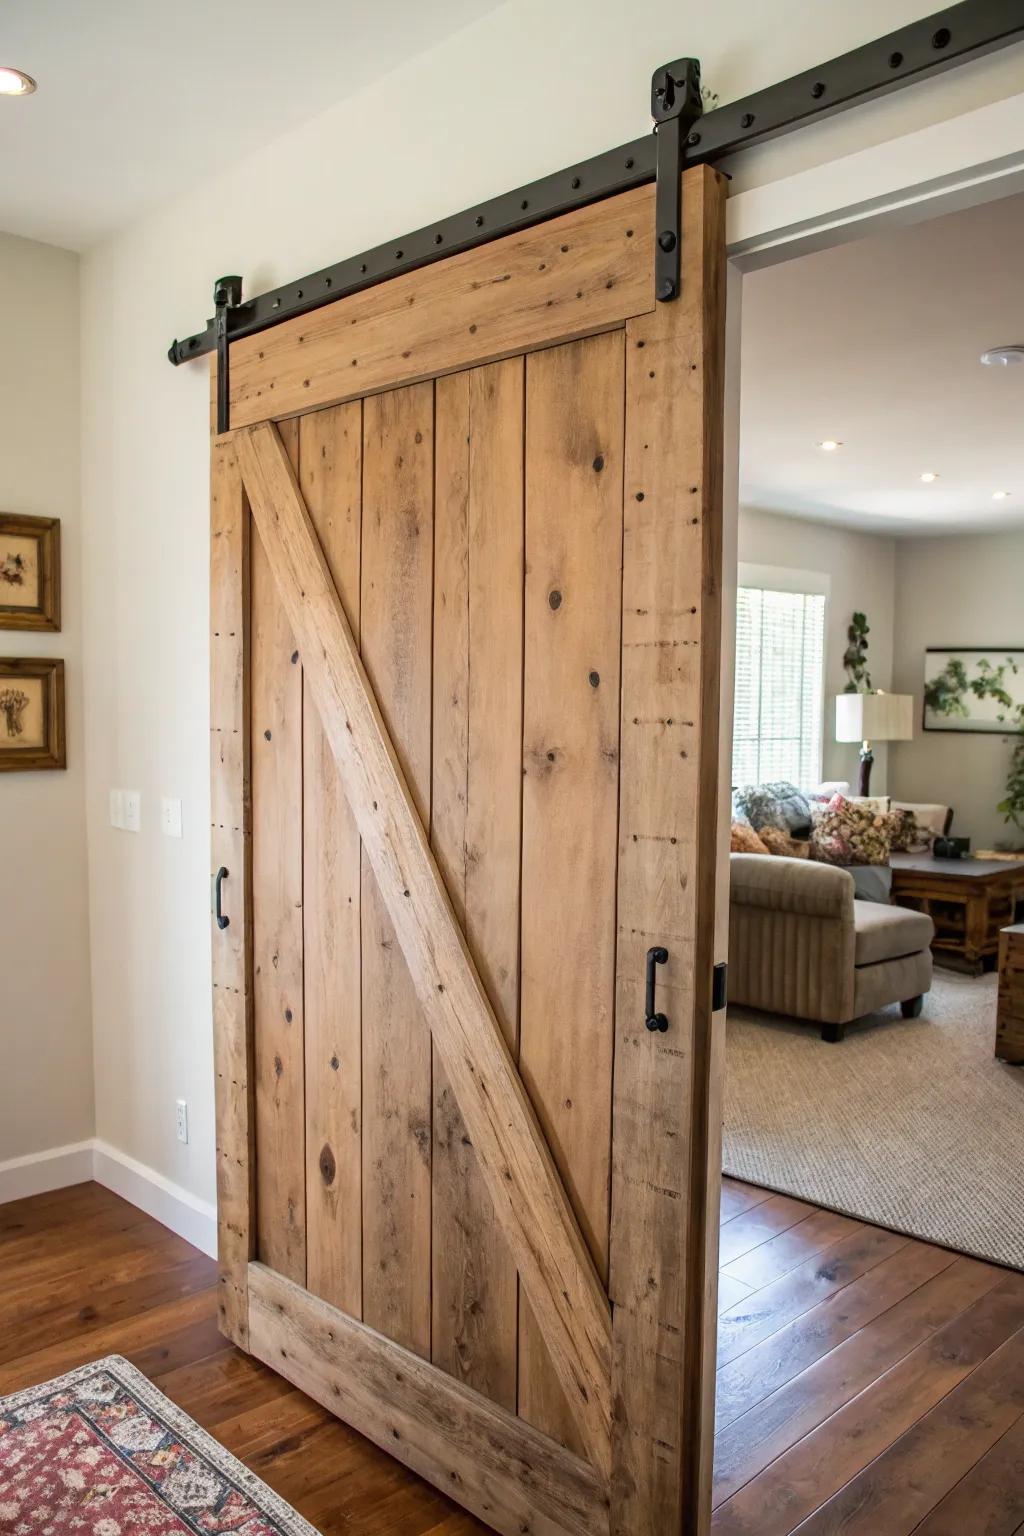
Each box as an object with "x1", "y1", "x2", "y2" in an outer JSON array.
[
  {"x1": 123, "y1": 791, "x2": 142, "y2": 833},
  {"x1": 161, "y1": 797, "x2": 183, "y2": 839},
  {"x1": 109, "y1": 789, "x2": 125, "y2": 830}
]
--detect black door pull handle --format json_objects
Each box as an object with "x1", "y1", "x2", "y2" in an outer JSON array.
[
  {"x1": 645, "y1": 945, "x2": 669, "y2": 1032},
  {"x1": 213, "y1": 866, "x2": 230, "y2": 930}
]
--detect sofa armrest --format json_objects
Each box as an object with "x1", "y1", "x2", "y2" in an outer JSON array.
[{"x1": 730, "y1": 853, "x2": 855, "y2": 921}]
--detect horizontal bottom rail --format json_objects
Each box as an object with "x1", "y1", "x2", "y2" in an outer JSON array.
[{"x1": 246, "y1": 1262, "x2": 610, "y2": 1536}]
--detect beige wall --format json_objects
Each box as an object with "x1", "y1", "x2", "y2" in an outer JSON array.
[
  {"x1": 891, "y1": 530, "x2": 1024, "y2": 849},
  {"x1": 0, "y1": 232, "x2": 93, "y2": 1163},
  {"x1": 737, "y1": 508, "x2": 897, "y2": 790}
]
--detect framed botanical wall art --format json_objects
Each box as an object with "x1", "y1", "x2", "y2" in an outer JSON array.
[
  {"x1": 0, "y1": 658, "x2": 66, "y2": 771},
  {"x1": 923, "y1": 648, "x2": 1024, "y2": 734},
  {"x1": 0, "y1": 513, "x2": 61, "y2": 631}
]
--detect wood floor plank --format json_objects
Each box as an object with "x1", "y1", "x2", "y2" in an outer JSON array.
[
  {"x1": 718, "y1": 1273, "x2": 755, "y2": 1316},
  {"x1": 720, "y1": 1178, "x2": 774, "y2": 1223},
  {"x1": 715, "y1": 1236, "x2": 957, "y2": 1430},
  {"x1": 712, "y1": 1252, "x2": 1000, "y2": 1509},
  {"x1": 794, "y1": 1323, "x2": 1024, "y2": 1535},
  {"x1": 717, "y1": 1222, "x2": 908, "y2": 1367},
  {"x1": 913, "y1": 1407, "x2": 1024, "y2": 1536},
  {"x1": 0, "y1": 1287, "x2": 222, "y2": 1395},
  {"x1": 712, "y1": 1270, "x2": 1024, "y2": 1535},
  {"x1": 721, "y1": 1207, "x2": 862, "y2": 1290},
  {"x1": 717, "y1": 1192, "x2": 816, "y2": 1267}
]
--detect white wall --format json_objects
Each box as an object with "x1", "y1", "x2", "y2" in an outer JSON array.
[
  {"x1": 78, "y1": 0, "x2": 1019, "y2": 1206},
  {"x1": 0, "y1": 233, "x2": 93, "y2": 1163},
  {"x1": 891, "y1": 530, "x2": 1024, "y2": 849},
  {"x1": 737, "y1": 508, "x2": 896, "y2": 789}
]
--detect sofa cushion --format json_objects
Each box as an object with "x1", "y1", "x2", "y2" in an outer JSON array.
[
  {"x1": 731, "y1": 852, "x2": 854, "y2": 919},
  {"x1": 854, "y1": 900, "x2": 934, "y2": 966}
]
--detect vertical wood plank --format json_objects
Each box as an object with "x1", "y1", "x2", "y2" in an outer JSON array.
[
  {"x1": 519, "y1": 331, "x2": 624, "y2": 1451},
  {"x1": 608, "y1": 163, "x2": 727, "y2": 1536},
  {"x1": 431, "y1": 360, "x2": 524, "y2": 1407},
  {"x1": 360, "y1": 383, "x2": 434, "y2": 1357},
  {"x1": 210, "y1": 431, "x2": 255, "y2": 1348},
  {"x1": 251, "y1": 417, "x2": 306, "y2": 1285},
  {"x1": 300, "y1": 402, "x2": 363, "y2": 1316}
]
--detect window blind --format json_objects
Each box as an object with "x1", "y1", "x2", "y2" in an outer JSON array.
[{"x1": 732, "y1": 585, "x2": 826, "y2": 790}]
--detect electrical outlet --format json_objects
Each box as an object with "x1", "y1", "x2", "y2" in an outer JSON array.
[
  {"x1": 161, "y1": 797, "x2": 183, "y2": 839},
  {"x1": 175, "y1": 1100, "x2": 189, "y2": 1144},
  {"x1": 123, "y1": 791, "x2": 142, "y2": 833},
  {"x1": 109, "y1": 789, "x2": 125, "y2": 829}
]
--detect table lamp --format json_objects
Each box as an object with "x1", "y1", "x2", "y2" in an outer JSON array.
[{"x1": 835, "y1": 689, "x2": 914, "y2": 796}]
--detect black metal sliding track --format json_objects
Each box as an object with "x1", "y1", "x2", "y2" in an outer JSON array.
[{"x1": 169, "y1": 0, "x2": 1024, "y2": 369}]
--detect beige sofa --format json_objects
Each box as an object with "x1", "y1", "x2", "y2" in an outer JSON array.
[{"x1": 729, "y1": 853, "x2": 934, "y2": 1042}]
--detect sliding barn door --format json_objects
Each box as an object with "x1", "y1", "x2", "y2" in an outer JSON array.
[{"x1": 210, "y1": 163, "x2": 726, "y2": 1536}]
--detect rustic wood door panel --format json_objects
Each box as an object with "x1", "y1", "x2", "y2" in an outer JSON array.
[
  {"x1": 432, "y1": 358, "x2": 524, "y2": 1409},
  {"x1": 211, "y1": 164, "x2": 726, "y2": 1536}
]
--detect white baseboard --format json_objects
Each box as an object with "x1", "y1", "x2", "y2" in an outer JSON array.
[
  {"x1": 0, "y1": 1141, "x2": 95, "y2": 1204},
  {"x1": 0, "y1": 1139, "x2": 218, "y2": 1260},
  {"x1": 92, "y1": 1141, "x2": 218, "y2": 1259}
]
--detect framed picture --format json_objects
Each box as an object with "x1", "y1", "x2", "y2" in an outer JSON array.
[
  {"x1": 0, "y1": 658, "x2": 66, "y2": 771},
  {"x1": 0, "y1": 513, "x2": 61, "y2": 632},
  {"x1": 923, "y1": 647, "x2": 1024, "y2": 734}
]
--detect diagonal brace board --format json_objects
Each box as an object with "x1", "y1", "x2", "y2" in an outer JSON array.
[{"x1": 235, "y1": 420, "x2": 613, "y2": 1472}]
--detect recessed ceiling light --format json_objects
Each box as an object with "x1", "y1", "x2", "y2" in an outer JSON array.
[
  {"x1": 0, "y1": 67, "x2": 37, "y2": 96},
  {"x1": 992, "y1": 490, "x2": 1011, "y2": 500},
  {"x1": 980, "y1": 346, "x2": 1024, "y2": 368},
  {"x1": 920, "y1": 472, "x2": 939, "y2": 483},
  {"x1": 817, "y1": 440, "x2": 842, "y2": 452}
]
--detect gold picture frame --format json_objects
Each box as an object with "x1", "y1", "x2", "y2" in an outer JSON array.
[
  {"x1": 0, "y1": 513, "x2": 61, "y2": 631},
  {"x1": 0, "y1": 657, "x2": 66, "y2": 772}
]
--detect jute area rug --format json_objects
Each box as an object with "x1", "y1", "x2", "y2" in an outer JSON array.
[
  {"x1": 0, "y1": 1356, "x2": 318, "y2": 1535},
  {"x1": 723, "y1": 971, "x2": 1024, "y2": 1271}
]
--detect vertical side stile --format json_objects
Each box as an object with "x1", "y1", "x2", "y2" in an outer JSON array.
[
  {"x1": 608, "y1": 163, "x2": 727, "y2": 1536},
  {"x1": 360, "y1": 384, "x2": 435, "y2": 1357},
  {"x1": 301, "y1": 402, "x2": 364, "y2": 1316},
  {"x1": 210, "y1": 431, "x2": 255, "y2": 1347},
  {"x1": 519, "y1": 332, "x2": 625, "y2": 1453},
  {"x1": 251, "y1": 418, "x2": 307, "y2": 1285},
  {"x1": 431, "y1": 361, "x2": 524, "y2": 1407}
]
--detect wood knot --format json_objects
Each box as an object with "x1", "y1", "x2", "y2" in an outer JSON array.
[{"x1": 319, "y1": 1143, "x2": 337, "y2": 1186}]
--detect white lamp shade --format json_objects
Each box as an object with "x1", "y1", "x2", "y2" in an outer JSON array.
[{"x1": 835, "y1": 691, "x2": 914, "y2": 743}]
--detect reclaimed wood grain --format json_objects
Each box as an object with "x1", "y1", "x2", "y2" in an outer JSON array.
[
  {"x1": 359, "y1": 384, "x2": 435, "y2": 1358},
  {"x1": 431, "y1": 360, "x2": 524, "y2": 1408},
  {"x1": 518, "y1": 330, "x2": 624, "y2": 1454},
  {"x1": 235, "y1": 418, "x2": 613, "y2": 1471},
  {"x1": 226, "y1": 186, "x2": 657, "y2": 427},
  {"x1": 251, "y1": 417, "x2": 306, "y2": 1286},
  {"x1": 299, "y1": 401, "x2": 364, "y2": 1317},
  {"x1": 607, "y1": 163, "x2": 727, "y2": 1536}
]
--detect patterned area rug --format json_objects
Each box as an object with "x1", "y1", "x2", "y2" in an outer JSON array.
[
  {"x1": 723, "y1": 971, "x2": 1024, "y2": 1270},
  {"x1": 0, "y1": 1356, "x2": 318, "y2": 1535}
]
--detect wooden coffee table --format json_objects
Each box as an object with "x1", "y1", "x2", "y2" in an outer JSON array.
[
  {"x1": 890, "y1": 853, "x2": 1024, "y2": 975},
  {"x1": 996, "y1": 924, "x2": 1024, "y2": 1063}
]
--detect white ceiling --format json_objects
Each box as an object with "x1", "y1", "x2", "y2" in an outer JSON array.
[
  {"x1": 740, "y1": 192, "x2": 1024, "y2": 537},
  {"x1": 0, "y1": 0, "x2": 504, "y2": 249}
]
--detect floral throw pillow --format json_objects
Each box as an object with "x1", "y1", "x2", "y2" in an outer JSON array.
[
  {"x1": 810, "y1": 793, "x2": 895, "y2": 867},
  {"x1": 890, "y1": 808, "x2": 933, "y2": 853}
]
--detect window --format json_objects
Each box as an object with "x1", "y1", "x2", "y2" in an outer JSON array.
[{"x1": 732, "y1": 576, "x2": 826, "y2": 790}]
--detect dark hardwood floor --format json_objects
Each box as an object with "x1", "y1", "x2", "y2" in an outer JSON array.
[{"x1": 2, "y1": 1178, "x2": 1022, "y2": 1534}]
